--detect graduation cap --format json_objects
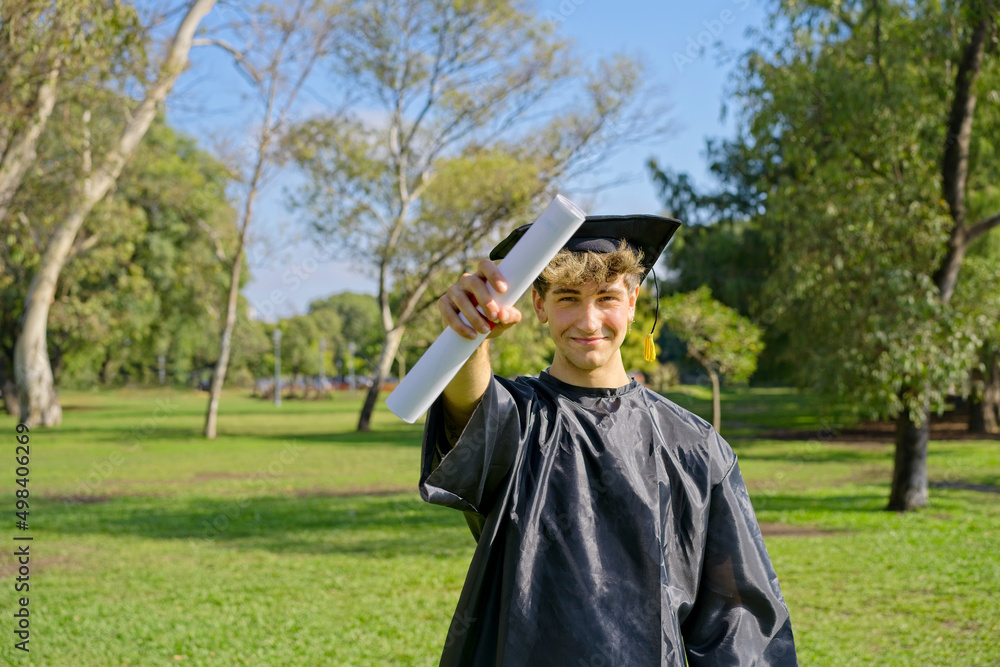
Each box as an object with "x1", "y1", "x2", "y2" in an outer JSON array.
[{"x1": 490, "y1": 214, "x2": 682, "y2": 361}]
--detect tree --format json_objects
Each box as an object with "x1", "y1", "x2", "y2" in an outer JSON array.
[
  {"x1": 112, "y1": 118, "x2": 244, "y2": 387},
  {"x1": 953, "y1": 230, "x2": 1000, "y2": 433},
  {"x1": 1, "y1": 0, "x2": 142, "y2": 410},
  {"x1": 309, "y1": 307, "x2": 344, "y2": 379},
  {"x1": 731, "y1": 0, "x2": 1000, "y2": 510},
  {"x1": 309, "y1": 292, "x2": 380, "y2": 376},
  {"x1": 646, "y1": 156, "x2": 792, "y2": 381},
  {"x1": 1, "y1": 109, "x2": 240, "y2": 398},
  {"x1": 279, "y1": 315, "x2": 320, "y2": 392},
  {"x1": 0, "y1": 0, "x2": 141, "y2": 227},
  {"x1": 660, "y1": 286, "x2": 763, "y2": 432},
  {"x1": 194, "y1": 0, "x2": 333, "y2": 438},
  {"x1": 647, "y1": 153, "x2": 776, "y2": 317},
  {"x1": 287, "y1": 0, "x2": 671, "y2": 431},
  {"x1": 12, "y1": 0, "x2": 217, "y2": 426}
]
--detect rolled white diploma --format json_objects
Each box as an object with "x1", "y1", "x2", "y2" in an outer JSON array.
[{"x1": 385, "y1": 194, "x2": 587, "y2": 423}]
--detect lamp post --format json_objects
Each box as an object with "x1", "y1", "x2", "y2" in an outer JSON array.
[
  {"x1": 273, "y1": 327, "x2": 282, "y2": 407},
  {"x1": 319, "y1": 337, "x2": 326, "y2": 389},
  {"x1": 347, "y1": 341, "x2": 356, "y2": 391}
]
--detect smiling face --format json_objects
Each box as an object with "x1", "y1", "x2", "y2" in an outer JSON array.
[{"x1": 532, "y1": 275, "x2": 640, "y2": 388}]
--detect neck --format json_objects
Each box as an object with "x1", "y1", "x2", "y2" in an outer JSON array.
[{"x1": 547, "y1": 353, "x2": 631, "y2": 389}]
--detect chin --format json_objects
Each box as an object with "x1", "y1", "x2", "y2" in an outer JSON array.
[{"x1": 567, "y1": 351, "x2": 612, "y2": 371}]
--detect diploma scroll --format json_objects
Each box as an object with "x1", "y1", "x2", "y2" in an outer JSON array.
[{"x1": 385, "y1": 194, "x2": 587, "y2": 423}]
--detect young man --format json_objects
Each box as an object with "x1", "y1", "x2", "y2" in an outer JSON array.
[{"x1": 420, "y1": 215, "x2": 797, "y2": 666}]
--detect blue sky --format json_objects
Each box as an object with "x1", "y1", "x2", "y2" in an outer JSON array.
[{"x1": 166, "y1": 0, "x2": 768, "y2": 320}]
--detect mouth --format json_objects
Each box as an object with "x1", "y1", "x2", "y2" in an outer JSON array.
[{"x1": 570, "y1": 336, "x2": 606, "y2": 346}]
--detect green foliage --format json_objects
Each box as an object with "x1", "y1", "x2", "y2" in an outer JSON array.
[
  {"x1": 309, "y1": 292, "x2": 381, "y2": 376},
  {"x1": 277, "y1": 315, "x2": 320, "y2": 378},
  {"x1": 647, "y1": 147, "x2": 786, "y2": 381},
  {"x1": 728, "y1": 0, "x2": 1000, "y2": 421},
  {"x1": 661, "y1": 286, "x2": 764, "y2": 385},
  {"x1": 0, "y1": 107, "x2": 241, "y2": 388},
  {"x1": 661, "y1": 218, "x2": 773, "y2": 319},
  {"x1": 0, "y1": 0, "x2": 144, "y2": 127}
]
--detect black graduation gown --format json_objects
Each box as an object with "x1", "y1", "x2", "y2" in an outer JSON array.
[{"x1": 420, "y1": 371, "x2": 797, "y2": 666}]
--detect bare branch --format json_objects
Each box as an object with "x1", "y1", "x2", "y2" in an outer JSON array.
[
  {"x1": 18, "y1": 212, "x2": 42, "y2": 255},
  {"x1": 197, "y1": 218, "x2": 229, "y2": 264},
  {"x1": 65, "y1": 232, "x2": 102, "y2": 263},
  {"x1": 0, "y1": 57, "x2": 62, "y2": 226},
  {"x1": 968, "y1": 211, "x2": 1000, "y2": 243},
  {"x1": 191, "y1": 37, "x2": 262, "y2": 85}
]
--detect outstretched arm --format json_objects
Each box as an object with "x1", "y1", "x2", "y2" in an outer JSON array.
[{"x1": 437, "y1": 258, "x2": 521, "y2": 441}]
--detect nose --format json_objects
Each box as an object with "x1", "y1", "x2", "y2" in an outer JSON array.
[{"x1": 580, "y1": 302, "x2": 602, "y2": 332}]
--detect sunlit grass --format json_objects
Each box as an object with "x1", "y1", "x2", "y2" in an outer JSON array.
[{"x1": 0, "y1": 386, "x2": 997, "y2": 665}]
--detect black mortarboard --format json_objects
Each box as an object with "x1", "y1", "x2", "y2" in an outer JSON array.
[
  {"x1": 489, "y1": 214, "x2": 682, "y2": 283},
  {"x1": 490, "y1": 214, "x2": 683, "y2": 361}
]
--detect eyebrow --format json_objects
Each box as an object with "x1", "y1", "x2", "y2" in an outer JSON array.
[{"x1": 551, "y1": 286, "x2": 627, "y2": 296}]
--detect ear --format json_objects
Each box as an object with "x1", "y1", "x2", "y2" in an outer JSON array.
[
  {"x1": 532, "y1": 288, "x2": 548, "y2": 323},
  {"x1": 629, "y1": 283, "x2": 640, "y2": 312}
]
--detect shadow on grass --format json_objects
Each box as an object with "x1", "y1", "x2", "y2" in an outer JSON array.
[
  {"x1": 733, "y1": 441, "x2": 889, "y2": 464},
  {"x1": 750, "y1": 492, "x2": 888, "y2": 514},
  {"x1": 41, "y1": 426, "x2": 204, "y2": 441},
  {"x1": 251, "y1": 430, "x2": 424, "y2": 448},
  {"x1": 39, "y1": 426, "x2": 424, "y2": 449},
  {"x1": 38, "y1": 487, "x2": 895, "y2": 557},
  {"x1": 38, "y1": 493, "x2": 474, "y2": 557}
]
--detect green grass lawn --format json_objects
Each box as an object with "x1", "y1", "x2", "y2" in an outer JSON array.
[{"x1": 1, "y1": 386, "x2": 998, "y2": 665}]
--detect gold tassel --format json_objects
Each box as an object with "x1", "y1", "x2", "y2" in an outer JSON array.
[{"x1": 644, "y1": 333, "x2": 656, "y2": 362}]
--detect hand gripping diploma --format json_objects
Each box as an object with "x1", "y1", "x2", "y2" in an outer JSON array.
[
  {"x1": 385, "y1": 194, "x2": 586, "y2": 424},
  {"x1": 437, "y1": 259, "x2": 522, "y2": 440}
]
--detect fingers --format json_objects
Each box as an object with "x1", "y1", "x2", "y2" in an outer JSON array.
[
  {"x1": 439, "y1": 260, "x2": 516, "y2": 340},
  {"x1": 476, "y1": 258, "x2": 508, "y2": 295},
  {"x1": 486, "y1": 305, "x2": 522, "y2": 340},
  {"x1": 470, "y1": 259, "x2": 514, "y2": 324},
  {"x1": 440, "y1": 280, "x2": 491, "y2": 339}
]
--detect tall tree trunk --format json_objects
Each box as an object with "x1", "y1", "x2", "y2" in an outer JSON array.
[
  {"x1": 708, "y1": 368, "x2": 721, "y2": 433},
  {"x1": 100, "y1": 347, "x2": 115, "y2": 386},
  {"x1": 0, "y1": 353, "x2": 19, "y2": 418},
  {"x1": 970, "y1": 350, "x2": 1000, "y2": 434},
  {"x1": 986, "y1": 353, "x2": 1000, "y2": 434},
  {"x1": 887, "y1": 404, "x2": 930, "y2": 511},
  {"x1": 887, "y1": 6, "x2": 996, "y2": 507},
  {"x1": 934, "y1": 7, "x2": 993, "y2": 302},
  {"x1": 968, "y1": 366, "x2": 985, "y2": 434},
  {"x1": 358, "y1": 326, "x2": 405, "y2": 432},
  {"x1": 395, "y1": 349, "x2": 406, "y2": 380},
  {"x1": 0, "y1": 59, "x2": 61, "y2": 226},
  {"x1": 203, "y1": 250, "x2": 243, "y2": 439},
  {"x1": 199, "y1": 0, "x2": 326, "y2": 437},
  {"x1": 11, "y1": 0, "x2": 217, "y2": 427}
]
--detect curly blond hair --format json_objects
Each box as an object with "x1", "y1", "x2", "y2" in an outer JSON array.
[{"x1": 533, "y1": 240, "x2": 645, "y2": 296}]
